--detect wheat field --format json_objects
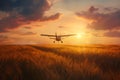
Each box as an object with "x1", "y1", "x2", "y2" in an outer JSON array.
[{"x1": 0, "y1": 44, "x2": 120, "y2": 80}]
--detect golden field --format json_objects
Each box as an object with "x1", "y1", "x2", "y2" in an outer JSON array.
[{"x1": 0, "y1": 44, "x2": 120, "y2": 80}]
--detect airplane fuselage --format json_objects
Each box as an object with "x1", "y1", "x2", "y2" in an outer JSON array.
[{"x1": 56, "y1": 36, "x2": 61, "y2": 41}]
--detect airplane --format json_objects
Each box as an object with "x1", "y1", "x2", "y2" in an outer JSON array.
[{"x1": 40, "y1": 33, "x2": 75, "y2": 43}]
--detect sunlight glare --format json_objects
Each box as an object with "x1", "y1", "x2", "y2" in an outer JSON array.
[{"x1": 76, "y1": 32, "x2": 85, "y2": 39}]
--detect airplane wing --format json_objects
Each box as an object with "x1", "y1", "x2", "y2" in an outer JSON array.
[
  {"x1": 40, "y1": 34, "x2": 56, "y2": 37},
  {"x1": 60, "y1": 34, "x2": 76, "y2": 37}
]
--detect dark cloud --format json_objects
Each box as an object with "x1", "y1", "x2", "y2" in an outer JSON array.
[
  {"x1": 0, "y1": 0, "x2": 61, "y2": 32},
  {"x1": 0, "y1": 16, "x2": 21, "y2": 32},
  {"x1": 0, "y1": 0, "x2": 49, "y2": 16},
  {"x1": 89, "y1": 6, "x2": 99, "y2": 13},
  {"x1": 76, "y1": 6, "x2": 120, "y2": 30},
  {"x1": 104, "y1": 31, "x2": 120, "y2": 37}
]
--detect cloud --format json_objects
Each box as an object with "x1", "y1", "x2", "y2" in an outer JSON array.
[
  {"x1": 24, "y1": 26, "x2": 32, "y2": 29},
  {"x1": 0, "y1": 32, "x2": 36, "y2": 44},
  {"x1": 0, "y1": 0, "x2": 61, "y2": 32},
  {"x1": 103, "y1": 7, "x2": 118, "y2": 12},
  {"x1": 20, "y1": 32, "x2": 36, "y2": 35},
  {"x1": 76, "y1": 6, "x2": 120, "y2": 30},
  {"x1": 104, "y1": 31, "x2": 120, "y2": 37},
  {"x1": 41, "y1": 13, "x2": 61, "y2": 21},
  {"x1": 9, "y1": 30, "x2": 36, "y2": 35},
  {"x1": 0, "y1": 16, "x2": 21, "y2": 32},
  {"x1": 58, "y1": 26, "x2": 65, "y2": 28},
  {"x1": 0, "y1": 35, "x2": 8, "y2": 39},
  {"x1": 0, "y1": 35, "x2": 10, "y2": 44},
  {"x1": 89, "y1": 6, "x2": 99, "y2": 13}
]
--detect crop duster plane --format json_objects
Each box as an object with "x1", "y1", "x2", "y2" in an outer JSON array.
[{"x1": 40, "y1": 33, "x2": 75, "y2": 43}]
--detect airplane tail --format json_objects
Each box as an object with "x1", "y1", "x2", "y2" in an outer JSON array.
[{"x1": 55, "y1": 32, "x2": 57, "y2": 36}]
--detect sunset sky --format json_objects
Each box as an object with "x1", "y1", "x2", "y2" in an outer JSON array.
[{"x1": 0, "y1": 0, "x2": 120, "y2": 44}]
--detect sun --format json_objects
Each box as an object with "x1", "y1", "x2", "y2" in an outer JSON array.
[
  {"x1": 76, "y1": 34, "x2": 82, "y2": 38},
  {"x1": 76, "y1": 32, "x2": 85, "y2": 39}
]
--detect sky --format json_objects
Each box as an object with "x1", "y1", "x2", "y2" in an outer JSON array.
[{"x1": 0, "y1": 0, "x2": 120, "y2": 44}]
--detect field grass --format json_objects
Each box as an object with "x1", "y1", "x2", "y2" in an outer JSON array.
[{"x1": 0, "y1": 44, "x2": 120, "y2": 80}]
